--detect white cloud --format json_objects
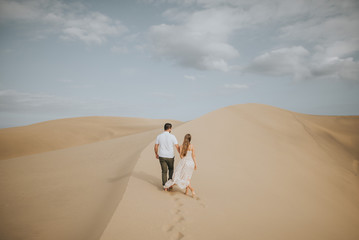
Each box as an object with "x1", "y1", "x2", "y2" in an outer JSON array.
[
  {"x1": 0, "y1": 0, "x2": 41, "y2": 20},
  {"x1": 224, "y1": 84, "x2": 248, "y2": 89},
  {"x1": 147, "y1": 0, "x2": 359, "y2": 80},
  {"x1": 0, "y1": 89, "x2": 145, "y2": 127},
  {"x1": 324, "y1": 40, "x2": 359, "y2": 59},
  {"x1": 0, "y1": 0, "x2": 127, "y2": 45},
  {"x1": 246, "y1": 46, "x2": 359, "y2": 81},
  {"x1": 279, "y1": 15, "x2": 359, "y2": 45},
  {"x1": 311, "y1": 57, "x2": 359, "y2": 81},
  {"x1": 162, "y1": 7, "x2": 192, "y2": 22},
  {"x1": 0, "y1": 89, "x2": 72, "y2": 112},
  {"x1": 246, "y1": 46, "x2": 311, "y2": 80},
  {"x1": 149, "y1": 7, "x2": 240, "y2": 71},
  {"x1": 2, "y1": 0, "x2": 358, "y2": 81}
]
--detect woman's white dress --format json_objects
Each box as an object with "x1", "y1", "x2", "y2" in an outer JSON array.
[{"x1": 164, "y1": 151, "x2": 195, "y2": 189}]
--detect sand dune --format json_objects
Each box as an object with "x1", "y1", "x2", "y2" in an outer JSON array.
[
  {"x1": 0, "y1": 116, "x2": 181, "y2": 160},
  {"x1": 100, "y1": 104, "x2": 359, "y2": 240},
  {"x1": 1, "y1": 104, "x2": 359, "y2": 240},
  {"x1": 0, "y1": 119, "x2": 183, "y2": 240}
]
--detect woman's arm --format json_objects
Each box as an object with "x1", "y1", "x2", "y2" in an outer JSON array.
[{"x1": 192, "y1": 146, "x2": 197, "y2": 170}]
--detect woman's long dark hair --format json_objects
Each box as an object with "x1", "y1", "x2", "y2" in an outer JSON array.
[{"x1": 180, "y1": 134, "x2": 191, "y2": 158}]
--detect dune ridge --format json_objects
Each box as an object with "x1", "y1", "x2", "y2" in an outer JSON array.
[
  {"x1": 1, "y1": 104, "x2": 359, "y2": 240},
  {"x1": 0, "y1": 124, "x2": 178, "y2": 240},
  {"x1": 100, "y1": 103, "x2": 359, "y2": 240},
  {"x1": 0, "y1": 116, "x2": 182, "y2": 160}
]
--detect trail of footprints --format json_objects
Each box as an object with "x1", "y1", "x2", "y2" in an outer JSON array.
[
  {"x1": 162, "y1": 195, "x2": 206, "y2": 240},
  {"x1": 162, "y1": 196, "x2": 185, "y2": 240}
]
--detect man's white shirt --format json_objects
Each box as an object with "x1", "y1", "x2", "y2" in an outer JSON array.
[{"x1": 156, "y1": 131, "x2": 178, "y2": 158}]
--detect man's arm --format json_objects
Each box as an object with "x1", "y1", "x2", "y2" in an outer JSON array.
[
  {"x1": 173, "y1": 135, "x2": 180, "y2": 154},
  {"x1": 175, "y1": 144, "x2": 180, "y2": 154},
  {"x1": 154, "y1": 144, "x2": 159, "y2": 159}
]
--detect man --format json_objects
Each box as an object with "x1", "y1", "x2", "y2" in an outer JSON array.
[{"x1": 154, "y1": 123, "x2": 180, "y2": 187}]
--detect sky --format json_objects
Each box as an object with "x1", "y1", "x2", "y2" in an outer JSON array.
[{"x1": 0, "y1": 0, "x2": 359, "y2": 128}]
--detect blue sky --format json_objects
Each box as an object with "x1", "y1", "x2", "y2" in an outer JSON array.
[{"x1": 0, "y1": 0, "x2": 358, "y2": 128}]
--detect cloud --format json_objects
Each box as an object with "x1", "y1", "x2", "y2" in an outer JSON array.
[
  {"x1": 0, "y1": 89, "x2": 145, "y2": 128},
  {"x1": 0, "y1": 89, "x2": 141, "y2": 117},
  {"x1": 279, "y1": 14, "x2": 359, "y2": 46},
  {"x1": 149, "y1": 7, "x2": 240, "y2": 71},
  {"x1": 224, "y1": 84, "x2": 248, "y2": 89},
  {"x1": 246, "y1": 46, "x2": 359, "y2": 81},
  {"x1": 0, "y1": 89, "x2": 73, "y2": 113},
  {"x1": 0, "y1": 0, "x2": 40, "y2": 20},
  {"x1": 0, "y1": 0, "x2": 127, "y2": 45},
  {"x1": 147, "y1": 0, "x2": 359, "y2": 80},
  {"x1": 246, "y1": 46, "x2": 312, "y2": 80},
  {"x1": 310, "y1": 57, "x2": 359, "y2": 81}
]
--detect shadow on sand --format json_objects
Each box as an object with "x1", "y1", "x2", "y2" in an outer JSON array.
[{"x1": 132, "y1": 171, "x2": 163, "y2": 191}]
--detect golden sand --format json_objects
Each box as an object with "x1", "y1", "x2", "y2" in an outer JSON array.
[{"x1": 1, "y1": 104, "x2": 358, "y2": 240}]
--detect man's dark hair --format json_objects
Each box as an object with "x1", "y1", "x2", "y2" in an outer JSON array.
[{"x1": 164, "y1": 123, "x2": 172, "y2": 131}]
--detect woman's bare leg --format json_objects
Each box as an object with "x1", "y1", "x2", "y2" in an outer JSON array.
[{"x1": 187, "y1": 182, "x2": 196, "y2": 198}]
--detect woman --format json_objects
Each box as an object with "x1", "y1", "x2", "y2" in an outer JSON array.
[{"x1": 164, "y1": 134, "x2": 197, "y2": 197}]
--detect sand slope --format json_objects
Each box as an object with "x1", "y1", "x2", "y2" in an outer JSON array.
[
  {"x1": 1, "y1": 104, "x2": 359, "y2": 240},
  {"x1": 100, "y1": 104, "x2": 359, "y2": 240},
  {"x1": 0, "y1": 119, "x2": 183, "y2": 240},
  {"x1": 0, "y1": 116, "x2": 181, "y2": 160}
]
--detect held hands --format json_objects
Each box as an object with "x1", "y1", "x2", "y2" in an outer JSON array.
[{"x1": 156, "y1": 154, "x2": 159, "y2": 159}]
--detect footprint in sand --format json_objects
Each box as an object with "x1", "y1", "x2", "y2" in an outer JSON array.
[
  {"x1": 162, "y1": 224, "x2": 174, "y2": 232},
  {"x1": 174, "y1": 215, "x2": 185, "y2": 224},
  {"x1": 184, "y1": 194, "x2": 206, "y2": 208},
  {"x1": 170, "y1": 231, "x2": 184, "y2": 240},
  {"x1": 163, "y1": 193, "x2": 208, "y2": 239},
  {"x1": 170, "y1": 208, "x2": 182, "y2": 215},
  {"x1": 174, "y1": 197, "x2": 183, "y2": 206},
  {"x1": 162, "y1": 196, "x2": 186, "y2": 240},
  {"x1": 195, "y1": 197, "x2": 207, "y2": 208}
]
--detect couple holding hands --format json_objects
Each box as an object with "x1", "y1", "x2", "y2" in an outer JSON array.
[{"x1": 154, "y1": 123, "x2": 197, "y2": 197}]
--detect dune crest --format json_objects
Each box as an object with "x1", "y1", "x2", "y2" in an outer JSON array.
[
  {"x1": 0, "y1": 116, "x2": 182, "y2": 160},
  {"x1": 1, "y1": 104, "x2": 359, "y2": 240},
  {"x1": 101, "y1": 103, "x2": 359, "y2": 240},
  {"x1": 0, "y1": 119, "x2": 183, "y2": 240}
]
